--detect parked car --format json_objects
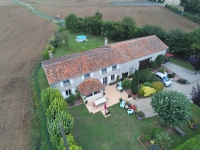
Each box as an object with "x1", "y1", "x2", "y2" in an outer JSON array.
[{"x1": 155, "y1": 72, "x2": 172, "y2": 87}]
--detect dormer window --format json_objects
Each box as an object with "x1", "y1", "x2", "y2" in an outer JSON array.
[
  {"x1": 84, "y1": 73, "x2": 90, "y2": 79},
  {"x1": 102, "y1": 68, "x2": 107, "y2": 74},
  {"x1": 112, "y1": 65, "x2": 117, "y2": 71},
  {"x1": 63, "y1": 79, "x2": 70, "y2": 85}
]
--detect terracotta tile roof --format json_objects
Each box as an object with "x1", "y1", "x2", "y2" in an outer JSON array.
[
  {"x1": 42, "y1": 35, "x2": 168, "y2": 85},
  {"x1": 77, "y1": 78, "x2": 104, "y2": 96}
]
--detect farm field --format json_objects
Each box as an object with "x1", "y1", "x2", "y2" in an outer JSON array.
[
  {"x1": 35, "y1": 5, "x2": 198, "y2": 31},
  {"x1": 0, "y1": 2, "x2": 55, "y2": 150}
]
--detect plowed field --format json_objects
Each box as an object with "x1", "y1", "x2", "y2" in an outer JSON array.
[
  {"x1": 35, "y1": 5, "x2": 198, "y2": 31},
  {"x1": 0, "y1": 2, "x2": 55, "y2": 149}
]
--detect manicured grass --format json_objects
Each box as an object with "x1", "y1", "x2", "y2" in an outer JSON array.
[
  {"x1": 169, "y1": 56, "x2": 200, "y2": 73},
  {"x1": 69, "y1": 103, "x2": 200, "y2": 150},
  {"x1": 53, "y1": 31, "x2": 115, "y2": 58}
]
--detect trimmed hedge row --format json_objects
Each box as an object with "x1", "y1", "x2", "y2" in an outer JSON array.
[{"x1": 174, "y1": 134, "x2": 200, "y2": 150}]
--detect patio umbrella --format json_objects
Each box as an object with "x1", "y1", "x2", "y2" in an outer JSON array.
[{"x1": 104, "y1": 102, "x2": 107, "y2": 115}]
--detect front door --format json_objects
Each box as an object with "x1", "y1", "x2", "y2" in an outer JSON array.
[{"x1": 103, "y1": 77, "x2": 107, "y2": 85}]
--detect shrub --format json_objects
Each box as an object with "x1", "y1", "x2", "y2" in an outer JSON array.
[
  {"x1": 139, "y1": 69, "x2": 152, "y2": 83},
  {"x1": 138, "y1": 86, "x2": 145, "y2": 97},
  {"x1": 142, "y1": 86, "x2": 156, "y2": 97},
  {"x1": 131, "y1": 70, "x2": 139, "y2": 94},
  {"x1": 128, "y1": 73, "x2": 133, "y2": 78},
  {"x1": 149, "y1": 74, "x2": 159, "y2": 83},
  {"x1": 122, "y1": 79, "x2": 131, "y2": 89},
  {"x1": 155, "y1": 55, "x2": 165, "y2": 67},
  {"x1": 167, "y1": 73, "x2": 174, "y2": 78},
  {"x1": 158, "y1": 67, "x2": 165, "y2": 74},
  {"x1": 148, "y1": 144, "x2": 161, "y2": 150},
  {"x1": 149, "y1": 61, "x2": 156, "y2": 69},
  {"x1": 152, "y1": 81, "x2": 164, "y2": 92},
  {"x1": 137, "y1": 111, "x2": 145, "y2": 118},
  {"x1": 144, "y1": 126, "x2": 164, "y2": 141},
  {"x1": 174, "y1": 134, "x2": 200, "y2": 150},
  {"x1": 75, "y1": 90, "x2": 81, "y2": 99},
  {"x1": 143, "y1": 82, "x2": 153, "y2": 88},
  {"x1": 66, "y1": 94, "x2": 76, "y2": 106},
  {"x1": 177, "y1": 78, "x2": 187, "y2": 84},
  {"x1": 154, "y1": 132, "x2": 173, "y2": 150}
]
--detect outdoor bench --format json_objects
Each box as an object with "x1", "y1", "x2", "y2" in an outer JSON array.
[{"x1": 174, "y1": 126, "x2": 185, "y2": 137}]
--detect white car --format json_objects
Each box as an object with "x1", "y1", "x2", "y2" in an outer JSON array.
[{"x1": 155, "y1": 72, "x2": 172, "y2": 87}]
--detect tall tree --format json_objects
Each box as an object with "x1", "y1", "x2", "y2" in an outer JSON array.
[
  {"x1": 131, "y1": 70, "x2": 139, "y2": 94},
  {"x1": 151, "y1": 90, "x2": 191, "y2": 126},
  {"x1": 188, "y1": 53, "x2": 200, "y2": 72},
  {"x1": 65, "y1": 13, "x2": 80, "y2": 32},
  {"x1": 121, "y1": 16, "x2": 135, "y2": 28},
  {"x1": 190, "y1": 83, "x2": 200, "y2": 107}
]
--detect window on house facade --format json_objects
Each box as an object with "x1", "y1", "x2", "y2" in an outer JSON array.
[
  {"x1": 84, "y1": 73, "x2": 90, "y2": 79},
  {"x1": 63, "y1": 79, "x2": 70, "y2": 85},
  {"x1": 111, "y1": 75, "x2": 115, "y2": 80},
  {"x1": 94, "y1": 91, "x2": 100, "y2": 95},
  {"x1": 102, "y1": 68, "x2": 107, "y2": 74},
  {"x1": 86, "y1": 93, "x2": 93, "y2": 98},
  {"x1": 66, "y1": 89, "x2": 71, "y2": 96},
  {"x1": 112, "y1": 65, "x2": 117, "y2": 71}
]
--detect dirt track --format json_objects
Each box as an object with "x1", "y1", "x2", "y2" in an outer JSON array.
[{"x1": 0, "y1": 1, "x2": 55, "y2": 149}]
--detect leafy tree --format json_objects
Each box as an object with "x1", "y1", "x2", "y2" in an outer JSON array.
[
  {"x1": 65, "y1": 13, "x2": 80, "y2": 32},
  {"x1": 131, "y1": 70, "x2": 139, "y2": 94},
  {"x1": 141, "y1": 24, "x2": 166, "y2": 41},
  {"x1": 190, "y1": 83, "x2": 200, "y2": 106},
  {"x1": 121, "y1": 16, "x2": 135, "y2": 27},
  {"x1": 94, "y1": 11, "x2": 102, "y2": 20},
  {"x1": 151, "y1": 90, "x2": 191, "y2": 126},
  {"x1": 53, "y1": 30, "x2": 68, "y2": 47}
]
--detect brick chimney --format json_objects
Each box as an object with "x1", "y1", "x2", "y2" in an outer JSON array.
[
  {"x1": 104, "y1": 38, "x2": 108, "y2": 45},
  {"x1": 49, "y1": 51, "x2": 53, "y2": 59}
]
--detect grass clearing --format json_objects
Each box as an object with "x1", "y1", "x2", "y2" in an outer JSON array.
[
  {"x1": 53, "y1": 31, "x2": 115, "y2": 58},
  {"x1": 69, "y1": 103, "x2": 200, "y2": 150}
]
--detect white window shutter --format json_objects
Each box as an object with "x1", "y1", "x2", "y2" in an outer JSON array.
[
  {"x1": 81, "y1": 75, "x2": 84, "y2": 80},
  {"x1": 110, "y1": 66, "x2": 112, "y2": 71},
  {"x1": 100, "y1": 79, "x2": 103, "y2": 84},
  {"x1": 90, "y1": 72, "x2": 93, "y2": 77},
  {"x1": 70, "y1": 79, "x2": 73, "y2": 84},
  {"x1": 115, "y1": 74, "x2": 117, "y2": 80},
  {"x1": 117, "y1": 65, "x2": 119, "y2": 70},
  {"x1": 72, "y1": 88, "x2": 75, "y2": 94},
  {"x1": 62, "y1": 91, "x2": 67, "y2": 98},
  {"x1": 60, "y1": 82, "x2": 64, "y2": 87},
  {"x1": 99, "y1": 70, "x2": 102, "y2": 74}
]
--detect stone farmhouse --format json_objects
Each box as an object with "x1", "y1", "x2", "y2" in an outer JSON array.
[{"x1": 41, "y1": 35, "x2": 169, "y2": 102}]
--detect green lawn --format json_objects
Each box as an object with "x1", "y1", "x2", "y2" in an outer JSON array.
[
  {"x1": 69, "y1": 103, "x2": 200, "y2": 150},
  {"x1": 53, "y1": 31, "x2": 115, "y2": 58}
]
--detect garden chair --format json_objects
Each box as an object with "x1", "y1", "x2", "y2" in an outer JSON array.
[
  {"x1": 120, "y1": 100, "x2": 125, "y2": 108},
  {"x1": 127, "y1": 109, "x2": 134, "y2": 115}
]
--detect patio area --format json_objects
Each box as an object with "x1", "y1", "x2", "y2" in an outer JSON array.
[{"x1": 85, "y1": 84, "x2": 128, "y2": 114}]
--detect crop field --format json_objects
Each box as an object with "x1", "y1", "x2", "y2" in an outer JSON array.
[
  {"x1": 33, "y1": 5, "x2": 198, "y2": 31},
  {"x1": 0, "y1": 2, "x2": 55, "y2": 150}
]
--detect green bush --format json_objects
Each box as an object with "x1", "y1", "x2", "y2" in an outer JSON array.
[
  {"x1": 152, "y1": 81, "x2": 164, "y2": 92},
  {"x1": 139, "y1": 69, "x2": 152, "y2": 83},
  {"x1": 143, "y1": 82, "x2": 153, "y2": 88},
  {"x1": 122, "y1": 79, "x2": 131, "y2": 89},
  {"x1": 67, "y1": 94, "x2": 76, "y2": 106},
  {"x1": 167, "y1": 73, "x2": 174, "y2": 78},
  {"x1": 154, "y1": 132, "x2": 173, "y2": 150},
  {"x1": 149, "y1": 74, "x2": 159, "y2": 83},
  {"x1": 138, "y1": 86, "x2": 145, "y2": 97},
  {"x1": 184, "y1": 12, "x2": 200, "y2": 24},
  {"x1": 158, "y1": 67, "x2": 165, "y2": 74},
  {"x1": 174, "y1": 134, "x2": 200, "y2": 150},
  {"x1": 149, "y1": 61, "x2": 156, "y2": 69},
  {"x1": 177, "y1": 78, "x2": 187, "y2": 84},
  {"x1": 144, "y1": 126, "x2": 164, "y2": 141},
  {"x1": 75, "y1": 90, "x2": 81, "y2": 99},
  {"x1": 155, "y1": 55, "x2": 165, "y2": 67}
]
